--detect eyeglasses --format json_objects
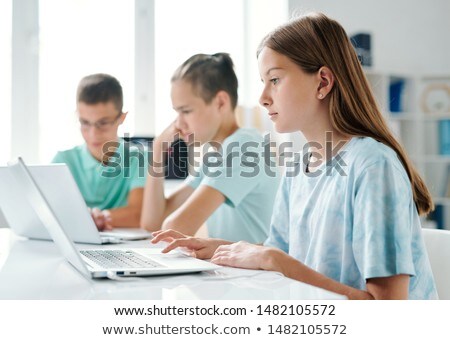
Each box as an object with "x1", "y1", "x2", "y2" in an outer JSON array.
[{"x1": 79, "y1": 112, "x2": 123, "y2": 132}]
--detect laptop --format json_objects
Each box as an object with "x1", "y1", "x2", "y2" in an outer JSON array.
[
  {"x1": 7, "y1": 158, "x2": 220, "y2": 278},
  {"x1": 0, "y1": 164, "x2": 152, "y2": 244},
  {"x1": 0, "y1": 207, "x2": 8, "y2": 228}
]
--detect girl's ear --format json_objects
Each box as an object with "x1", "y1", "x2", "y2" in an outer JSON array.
[{"x1": 317, "y1": 67, "x2": 335, "y2": 99}]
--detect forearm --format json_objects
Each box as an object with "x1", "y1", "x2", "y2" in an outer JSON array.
[
  {"x1": 109, "y1": 206, "x2": 142, "y2": 228},
  {"x1": 140, "y1": 146, "x2": 169, "y2": 231},
  {"x1": 161, "y1": 186, "x2": 226, "y2": 236},
  {"x1": 263, "y1": 248, "x2": 373, "y2": 300},
  {"x1": 161, "y1": 217, "x2": 201, "y2": 236},
  {"x1": 141, "y1": 177, "x2": 167, "y2": 231}
]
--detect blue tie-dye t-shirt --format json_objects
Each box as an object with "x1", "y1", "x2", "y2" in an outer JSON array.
[{"x1": 264, "y1": 137, "x2": 438, "y2": 299}]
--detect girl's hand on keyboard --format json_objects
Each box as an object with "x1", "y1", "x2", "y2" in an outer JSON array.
[{"x1": 151, "y1": 229, "x2": 231, "y2": 260}]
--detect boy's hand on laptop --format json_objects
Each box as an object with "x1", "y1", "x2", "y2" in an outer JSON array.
[
  {"x1": 89, "y1": 207, "x2": 113, "y2": 231},
  {"x1": 151, "y1": 230, "x2": 230, "y2": 260}
]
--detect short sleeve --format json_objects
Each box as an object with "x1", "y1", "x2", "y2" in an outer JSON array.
[
  {"x1": 263, "y1": 174, "x2": 290, "y2": 253},
  {"x1": 185, "y1": 168, "x2": 203, "y2": 190},
  {"x1": 352, "y1": 160, "x2": 416, "y2": 280},
  {"x1": 127, "y1": 147, "x2": 149, "y2": 190},
  {"x1": 52, "y1": 151, "x2": 66, "y2": 164},
  {"x1": 200, "y1": 141, "x2": 268, "y2": 207}
]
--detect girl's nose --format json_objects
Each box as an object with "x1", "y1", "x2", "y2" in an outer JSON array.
[{"x1": 259, "y1": 88, "x2": 272, "y2": 107}]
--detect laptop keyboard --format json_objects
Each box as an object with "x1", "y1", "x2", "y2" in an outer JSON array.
[{"x1": 80, "y1": 250, "x2": 164, "y2": 269}]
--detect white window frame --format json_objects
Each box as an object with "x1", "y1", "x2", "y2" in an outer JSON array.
[
  {"x1": 10, "y1": 0, "x2": 289, "y2": 162},
  {"x1": 11, "y1": 0, "x2": 39, "y2": 163}
]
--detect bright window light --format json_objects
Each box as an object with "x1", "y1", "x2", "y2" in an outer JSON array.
[
  {"x1": 154, "y1": 0, "x2": 244, "y2": 134},
  {"x1": 38, "y1": 0, "x2": 135, "y2": 162},
  {"x1": 0, "y1": 0, "x2": 12, "y2": 165}
]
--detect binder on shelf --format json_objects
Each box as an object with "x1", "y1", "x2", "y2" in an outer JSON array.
[
  {"x1": 389, "y1": 79, "x2": 405, "y2": 113},
  {"x1": 438, "y1": 120, "x2": 450, "y2": 155},
  {"x1": 428, "y1": 204, "x2": 445, "y2": 229},
  {"x1": 445, "y1": 164, "x2": 450, "y2": 198}
]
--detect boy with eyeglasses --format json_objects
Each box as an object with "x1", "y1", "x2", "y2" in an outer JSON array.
[{"x1": 52, "y1": 74, "x2": 147, "y2": 230}]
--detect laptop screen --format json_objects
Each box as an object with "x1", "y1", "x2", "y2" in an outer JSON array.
[{"x1": 7, "y1": 158, "x2": 91, "y2": 278}]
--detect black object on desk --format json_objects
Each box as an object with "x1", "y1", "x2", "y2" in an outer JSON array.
[{"x1": 123, "y1": 136, "x2": 189, "y2": 179}]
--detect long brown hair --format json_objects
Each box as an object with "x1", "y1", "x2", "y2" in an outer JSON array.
[{"x1": 258, "y1": 12, "x2": 433, "y2": 215}]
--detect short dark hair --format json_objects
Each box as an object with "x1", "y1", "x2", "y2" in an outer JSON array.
[
  {"x1": 76, "y1": 73, "x2": 123, "y2": 112},
  {"x1": 171, "y1": 53, "x2": 238, "y2": 109}
]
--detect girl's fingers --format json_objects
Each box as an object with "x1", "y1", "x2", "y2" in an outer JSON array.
[
  {"x1": 162, "y1": 238, "x2": 199, "y2": 253},
  {"x1": 151, "y1": 229, "x2": 185, "y2": 244}
]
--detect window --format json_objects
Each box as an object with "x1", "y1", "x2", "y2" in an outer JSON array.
[
  {"x1": 154, "y1": 0, "x2": 245, "y2": 133},
  {"x1": 0, "y1": 0, "x2": 12, "y2": 164},
  {"x1": 38, "y1": 0, "x2": 135, "y2": 162},
  {"x1": 10, "y1": 0, "x2": 288, "y2": 163},
  {"x1": 153, "y1": 0, "x2": 288, "y2": 135}
]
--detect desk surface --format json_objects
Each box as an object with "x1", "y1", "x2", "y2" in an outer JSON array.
[{"x1": 0, "y1": 229, "x2": 344, "y2": 300}]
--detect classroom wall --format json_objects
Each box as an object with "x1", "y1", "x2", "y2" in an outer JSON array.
[{"x1": 288, "y1": 0, "x2": 450, "y2": 74}]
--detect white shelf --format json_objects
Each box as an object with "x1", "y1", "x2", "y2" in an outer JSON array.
[
  {"x1": 432, "y1": 197, "x2": 450, "y2": 205},
  {"x1": 420, "y1": 113, "x2": 450, "y2": 121},
  {"x1": 366, "y1": 71, "x2": 450, "y2": 227},
  {"x1": 387, "y1": 113, "x2": 419, "y2": 121},
  {"x1": 388, "y1": 113, "x2": 450, "y2": 121},
  {"x1": 411, "y1": 155, "x2": 450, "y2": 163}
]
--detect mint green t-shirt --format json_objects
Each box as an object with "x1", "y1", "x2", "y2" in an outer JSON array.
[
  {"x1": 186, "y1": 128, "x2": 280, "y2": 243},
  {"x1": 52, "y1": 140, "x2": 148, "y2": 210}
]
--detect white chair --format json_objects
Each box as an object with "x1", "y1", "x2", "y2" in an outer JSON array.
[{"x1": 422, "y1": 228, "x2": 450, "y2": 299}]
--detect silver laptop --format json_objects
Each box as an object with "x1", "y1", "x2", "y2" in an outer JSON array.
[
  {"x1": 0, "y1": 207, "x2": 8, "y2": 228},
  {"x1": 0, "y1": 164, "x2": 151, "y2": 244},
  {"x1": 7, "y1": 158, "x2": 220, "y2": 278}
]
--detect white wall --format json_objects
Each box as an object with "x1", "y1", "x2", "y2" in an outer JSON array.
[
  {"x1": 288, "y1": 0, "x2": 450, "y2": 74},
  {"x1": 0, "y1": 0, "x2": 12, "y2": 164}
]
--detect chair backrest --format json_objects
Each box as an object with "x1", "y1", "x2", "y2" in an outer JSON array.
[{"x1": 422, "y1": 228, "x2": 450, "y2": 299}]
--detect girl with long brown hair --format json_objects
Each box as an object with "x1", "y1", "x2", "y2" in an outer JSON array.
[{"x1": 151, "y1": 13, "x2": 437, "y2": 299}]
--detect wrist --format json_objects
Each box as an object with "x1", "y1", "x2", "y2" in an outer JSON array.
[
  {"x1": 151, "y1": 142, "x2": 167, "y2": 173},
  {"x1": 153, "y1": 135, "x2": 173, "y2": 153},
  {"x1": 260, "y1": 247, "x2": 285, "y2": 272}
]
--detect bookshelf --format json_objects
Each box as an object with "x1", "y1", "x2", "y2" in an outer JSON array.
[{"x1": 365, "y1": 70, "x2": 450, "y2": 229}]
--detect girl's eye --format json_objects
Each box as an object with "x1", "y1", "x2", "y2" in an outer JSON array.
[
  {"x1": 181, "y1": 110, "x2": 192, "y2": 114},
  {"x1": 270, "y1": 78, "x2": 279, "y2": 85}
]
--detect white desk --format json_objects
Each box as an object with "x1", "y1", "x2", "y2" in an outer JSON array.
[{"x1": 0, "y1": 229, "x2": 344, "y2": 300}]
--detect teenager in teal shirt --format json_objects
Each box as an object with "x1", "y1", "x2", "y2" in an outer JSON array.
[
  {"x1": 184, "y1": 127, "x2": 277, "y2": 242},
  {"x1": 141, "y1": 53, "x2": 279, "y2": 243},
  {"x1": 53, "y1": 74, "x2": 147, "y2": 230}
]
